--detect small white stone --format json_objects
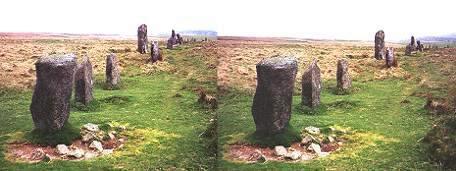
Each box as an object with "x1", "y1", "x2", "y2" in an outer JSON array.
[
  {"x1": 108, "y1": 132, "x2": 116, "y2": 140},
  {"x1": 69, "y1": 149, "x2": 85, "y2": 158},
  {"x1": 309, "y1": 143, "x2": 322, "y2": 153},
  {"x1": 56, "y1": 144, "x2": 70, "y2": 155},
  {"x1": 274, "y1": 146, "x2": 287, "y2": 156},
  {"x1": 285, "y1": 150, "x2": 302, "y2": 160},
  {"x1": 328, "y1": 136, "x2": 335, "y2": 143},
  {"x1": 305, "y1": 126, "x2": 320, "y2": 135},
  {"x1": 82, "y1": 123, "x2": 99, "y2": 132},
  {"x1": 84, "y1": 151, "x2": 98, "y2": 159},
  {"x1": 89, "y1": 140, "x2": 103, "y2": 152}
]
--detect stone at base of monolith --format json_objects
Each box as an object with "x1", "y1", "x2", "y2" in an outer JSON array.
[
  {"x1": 30, "y1": 54, "x2": 77, "y2": 131},
  {"x1": 252, "y1": 56, "x2": 297, "y2": 135}
]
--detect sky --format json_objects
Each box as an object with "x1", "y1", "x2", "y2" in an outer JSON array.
[{"x1": 0, "y1": 0, "x2": 454, "y2": 41}]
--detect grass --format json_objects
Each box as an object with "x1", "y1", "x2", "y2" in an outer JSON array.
[
  {"x1": 217, "y1": 79, "x2": 439, "y2": 170},
  {"x1": 0, "y1": 43, "x2": 217, "y2": 170}
]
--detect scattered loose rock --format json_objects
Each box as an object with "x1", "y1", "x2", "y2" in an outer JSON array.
[
  {"x1": 89, "y1": 141, "x2": 103, "y2": 152},
  {"x1": 56, "y1": 144, "x2": 70, "y2": 155}
]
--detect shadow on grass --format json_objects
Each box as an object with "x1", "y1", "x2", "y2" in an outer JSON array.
[
  {"x1": 24, "y1": 122, "x2": 80, "y2": 146},
  {"x1": 244, "y1": 125, "x2": 301, "y2": 147}
]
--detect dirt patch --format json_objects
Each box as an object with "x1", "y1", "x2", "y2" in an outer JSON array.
[{"x1": 6, "y1": 137, "x2": 125, "y2": 163}]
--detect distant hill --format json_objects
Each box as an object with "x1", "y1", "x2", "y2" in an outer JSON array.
[
  {"x1": 418, "y1": 33, "x2": 456, "y2": 42},
  {"x1": 158, "y1": 30, "x2": 217, "y2": 38}
]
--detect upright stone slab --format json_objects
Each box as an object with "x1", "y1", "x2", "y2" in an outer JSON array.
[
  {"x1": 385, "y1": 47, "x2": 395, "y2": 68},
  {"x1": 167, "y1": 38, "x2": 174, "y2": 49},
  {"x1": 176, "y1": 33, "x2": 183, "y2": 44},
  {"x1": 252, "y1": 56, "x2": 297, "y2": 134},
  {"x1": 137, "y1": 24, "x2": 148, "y2": 54},
  {"x1": 410, "y1": 36, "x2": 416, "y2": 50},
  {"x1": 374, "y1": 30, "x2": 386, "y2": 60},
  {"x1": 337, "y1": 59, "x2": 351, "y2": 90},
  {"x1": 302, "y1": 59, "x2": 321, "y2": 108},
  {"x1": 30, "y1": 54, "x2": 77, "y2": 131},
  {"x1": 105, "y1": 53, "x2": 120, "y2": 88},
  {"x1": 405, "y1": 44, "x2": 413, "y2": 55},
  {"x1": 150, "y1": 41, "x2": 162, "y2": 63},
  {"x1": 74, "y1": 56, "x2": 93, "y2": 105}
]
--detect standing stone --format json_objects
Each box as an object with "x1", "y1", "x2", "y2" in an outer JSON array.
[
  {"x1": 167, "y1": 38, "x2": 174, "y2": 49},
  {"x1": 30, "y1": 54, "x2": 76, "y2": 131},
  {"x1": 385, "y1": 47, "x2": 395, "y2": 68},
  {"x1": 74, "y1": 56, "x2": 93, "y2": 105},
  {"x1": 176, "y1": 33, "x2": 183, "y2": 44},
  {"x1": 137, "y1": 24, "x2": 148, "y2": 54},
  {"x1": 417, "y1": 40, "x2": 423, "y2": 52},
  {"x1": 252, "y1": 56, "x2": 297, "y2": 134},
  {"x1": 171, "y1": 29, "x2": 176, "y2": 39},
  {"x1": 336, "y1": 59, "x2": 351, "y2": 91},
  {"x1": 302, "y1": 59, "x2": 321, "y2": 108},
  {"x1": 150, "y1": 41, "x2": 162, "y2": 63},
  {"x1": 374, "y1": 30, "x2": 386, "y2": 60},
  {"x1": 405, "y1": 44, "x2": 413, "y2": 55},
  {"x1": 106, "y1": 53, "x2": 120, "y2": 89},
  {"x1": 410, "y1": 36, "x2": 416, "y2": 50}
]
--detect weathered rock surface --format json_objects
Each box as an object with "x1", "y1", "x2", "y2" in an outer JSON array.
[
  {"x1": 301, "y1": 59, "x2": 321, "y2": 108},
  {"x1": 56, "y1": 144, "x2": 70, "y2": 155},
  {"x1": 30, "y1": 54, "x2": 77, "y2": 131},
  {"x1": 417, "y1": 40, "x2": 423, "y2": 52},
  {"x1": 89, "y1": 140, "x2": 103, "y2": 152},
  {"x1": 405, "y1": 44, "x2": 413, "y2": 55},
  {"x1": 74, "y1": 56, "x2": 93, "y2": 105},
  {"x1": 410, "y1": 36, "x2": 416, "y2": 49},
  {"x1": 385, "y1": 47, "x2": 395, "y2": 68},
  {"x1": 252, "y1": 56, "x2": 297, "y2": 134},
  {"x1": 150, "y1": 41, "x2": 162, "y2": 63},
  {"x1": 274, "y1": 146, "x2": 288, "y2": 156},
  {"x1": 176, "y1": 33, "x2": 183, "y2": 44},
  {"x1": 137, "y1": 24, "x2": 148, "y2": 54},
  {"x1": 105, "y1": 53, "x2": 120, "y2": 89},
  {"x1": 336, "y1": 59, "x2": 351, "y2": 90},
  {"x1": 374, "y1": 30, "x2": 386, "y2": 59}
]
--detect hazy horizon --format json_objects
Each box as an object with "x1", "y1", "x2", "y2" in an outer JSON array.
[{"x1": 0, "y1": 0, "x2": 454, "y2": 41}]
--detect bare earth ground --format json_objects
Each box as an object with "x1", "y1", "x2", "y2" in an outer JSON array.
[{"x1": 217, "y1": 36, "x2": 407, "y2": 92}]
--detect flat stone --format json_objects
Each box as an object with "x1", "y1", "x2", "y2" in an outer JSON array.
[
  {"x1": 82, "y1": 123, "x2": 99, "y2": 132},
  {"x1": 274, "y1": 146, "x2": 288, "y2": 156},
  {"x1": 30, "y1": 54, "x2": 77, "y2": 131},
  {"x1": 69, "y1": 148, "x2": 85, "y2": 159},
  {"x1": 89, "y1": 140, "x2": 103, "y2": 152},
  {"x1": 305, "y1": 126, "x2": 320, "y2": 135},
  {"x1": 285, "y1": 150, "x2": 302, "y2": 160},
  {"x1": 56, "y1": 144, "x2": 70, "y2": 155}
]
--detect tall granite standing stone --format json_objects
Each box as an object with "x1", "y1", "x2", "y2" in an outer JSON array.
[
  {"x1": 167, "y1": 29, "x2": 178, "y2": 49},
  {"x1": 30, "y1": 54, "x2": 77, "y2": 131},
  {"x1": 385, "y1": 47, "x2": 395, "y2": 68},
  {"x1": 374, "y1": 30, "x2": 386, "y2": 60},
  {"x1": 302, "y1": 59, "x2": 321, "y2": 108},
  {"x1": 150, "y1": 41, "x2": 162, "y2": 63},
  {"x1": 252, "y1": 56, "x2": 297, "y2": 134},
  {"x1": 137, "y1": 24, "x2": 148, "y2": 54},
  {"x1": 106, "y1": 53, "x2": 120, "y2": 88},
  {"x1": 337, "y1": 59, "x2": 351, "y2": 90},
  {"x1": 74, "y1": 56, "x2": 93, "y2": 105},
  {"x1": 410, "y1": 36, "x2": 416, "y2": 50}
]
